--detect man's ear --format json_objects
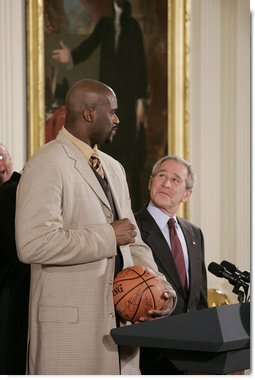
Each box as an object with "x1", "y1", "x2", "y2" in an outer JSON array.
[
  {"x1": 182, "y1": 189, "x2": 192, "y2": 203},
  {"x1": 83, "y1": 107, "x2": 95, "y2": 122}
]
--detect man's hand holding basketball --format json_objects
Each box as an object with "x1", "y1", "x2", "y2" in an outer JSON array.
[{"x1": 139, "y1": 269, "x2": 177, "y2": 322}]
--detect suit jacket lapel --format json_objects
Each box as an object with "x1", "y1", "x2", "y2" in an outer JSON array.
[{"x1": 56, "y1": 132, "x2": 111, "y2": 211}]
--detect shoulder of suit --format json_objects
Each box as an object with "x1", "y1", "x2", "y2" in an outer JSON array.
[
  {"x1": 135, "y1": 206, "x2": 148, "y2": 218},
  {"x1": 177, "y1": 216, "x2": 201, "y2": 232},
  {"x1": 135, "y1": 207, "x2": 153, "y2": 228}
]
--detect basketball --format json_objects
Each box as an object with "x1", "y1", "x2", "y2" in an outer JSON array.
[{"x1": 113, "y1": 266, "x2": 165, "y2": 323}]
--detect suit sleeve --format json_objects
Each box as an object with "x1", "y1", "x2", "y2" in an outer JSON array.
[
  {"x1": 15, "y1": 150, "x2": 117, "y2": 266},
  {"x1": 71, "y1": 18, "x2": 104, "y2": 66}
]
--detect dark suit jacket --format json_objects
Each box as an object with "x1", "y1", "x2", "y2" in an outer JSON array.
[
  {"x1": 0, "y1": 172, "x2": 30, "y2": 374},
  {"x1": 135, "y1": 206, "x2": 208, "y2": 374}
]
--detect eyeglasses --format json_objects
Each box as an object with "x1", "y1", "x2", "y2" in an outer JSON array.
[{"x1": 0, "y1": 154, "x2": 9, "y2": 161}]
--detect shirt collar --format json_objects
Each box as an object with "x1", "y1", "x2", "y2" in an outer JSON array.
[
  {"x1": 62, "y1": 127, "x2": 98, "y2": 162},
  {"x1": 147, "y1": 201, "x2": 177, "y2": 230}
]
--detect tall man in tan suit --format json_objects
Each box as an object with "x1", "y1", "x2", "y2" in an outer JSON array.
[{"x1": 15, "y1": 79, "x2": 176, "y2": 375}]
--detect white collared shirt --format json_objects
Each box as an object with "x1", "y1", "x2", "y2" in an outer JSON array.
[{"x1": 147, "y1": 201, "x2": 190, "y2": 285}]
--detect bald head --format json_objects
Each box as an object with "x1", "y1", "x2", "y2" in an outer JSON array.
[
  {"x1": 65, "y1": 79, "x2": 115, "y2": 121},
  {"x1": 64, "y1": 79, "x2": 119, "y2": 147}
]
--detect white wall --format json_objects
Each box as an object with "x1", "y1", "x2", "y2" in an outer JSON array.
[
  {"x1": 190, "y1": 0, "x2": 250, "y2": 302},
  {"x1": 0, "y1": 0, "x2": 26, "y2": 172}
]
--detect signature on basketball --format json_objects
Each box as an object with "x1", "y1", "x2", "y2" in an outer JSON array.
[{"x1": 124, "y1": 288, "x2": 153, "y2": 313}]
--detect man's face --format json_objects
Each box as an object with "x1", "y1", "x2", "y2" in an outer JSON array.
[
  {"x1": 93, "y1": 94, "x2": 119, "y2": 145},
  {"x1": 149, "y1": 159, "x2": 192, "y2": 215},
  {"x1": 0, "y1": 147, "x2": 13, "y2": 184}
]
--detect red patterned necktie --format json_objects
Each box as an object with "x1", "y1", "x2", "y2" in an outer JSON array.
[
  {"x1": 168, "y1": 218, "x2": 187, "y2": 290},
  {"x1": 89, "y1": 152, "x2": 104, "y2": 178}
]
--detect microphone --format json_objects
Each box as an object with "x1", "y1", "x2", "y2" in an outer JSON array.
[
  {"x1": 208, "y1": 262, "x2": 248, "y2": 288},
  {"x1": 220, "y1": 260, "x2": 250, "y2": 283}
]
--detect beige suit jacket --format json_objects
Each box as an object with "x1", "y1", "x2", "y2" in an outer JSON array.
[{"x1": 15, "y1": 131, "x2": 175, "y2": 375}]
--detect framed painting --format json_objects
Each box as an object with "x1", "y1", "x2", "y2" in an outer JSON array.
[{"x1": 26, "y1": 0, "x2": 190, "y2": 214}]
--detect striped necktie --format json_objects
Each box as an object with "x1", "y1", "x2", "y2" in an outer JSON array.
[
  {"x1": 89, "y1": 152, "x2": 104, "y2": 178},
  {"x1": 168, "y1": 218, "x2": 187, "y2": 291}
]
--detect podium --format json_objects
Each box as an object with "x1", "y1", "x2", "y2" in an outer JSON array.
[{"x1": 111, "y1": 303, "x2": 250, "y2": 374}]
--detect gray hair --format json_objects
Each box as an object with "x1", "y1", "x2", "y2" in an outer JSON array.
[
  {"x1": 151, "y1": 155, "x2": 196, "y2": 189},
  {"x1": 0, "y1": 143, "x2": 11, "y2": 157}
]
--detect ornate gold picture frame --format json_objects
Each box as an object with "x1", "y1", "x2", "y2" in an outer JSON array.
[{"x1": 26, "y1": 0, "x2": 190, "y2": 215}]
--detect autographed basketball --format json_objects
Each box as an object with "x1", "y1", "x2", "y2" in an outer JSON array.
[{"x1": 113, "y1": 266, "x2": 165, "y2": 323}]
